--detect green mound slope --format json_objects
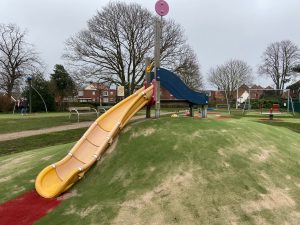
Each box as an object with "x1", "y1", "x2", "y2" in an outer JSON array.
[{"x1": 1, "y1": 117, "x2": 300, "y2": 224}]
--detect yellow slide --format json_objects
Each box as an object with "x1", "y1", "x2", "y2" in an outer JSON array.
[{"x1": 35, "y1": 85, "x2": 153, "y2": 198}]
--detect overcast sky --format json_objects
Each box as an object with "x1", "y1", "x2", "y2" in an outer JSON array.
[{"x1": 1, "y1": 0, "x2": 299, "y2": 88}]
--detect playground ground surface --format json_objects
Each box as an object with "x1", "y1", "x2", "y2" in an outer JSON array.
[{"x1": 0, "y1": 110, "x2": 299, "y2": 224}]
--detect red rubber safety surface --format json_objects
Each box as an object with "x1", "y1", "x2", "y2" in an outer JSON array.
[{"x1": 0, "y1": 190, "x2": 61, "y2": 225}]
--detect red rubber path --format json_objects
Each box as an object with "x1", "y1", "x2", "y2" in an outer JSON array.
[{"x1": 0, "y1": 190, "x2": 61, "y2": 225}]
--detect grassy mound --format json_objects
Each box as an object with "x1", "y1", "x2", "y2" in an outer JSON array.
[{"x1": 1, "y1": 116, "x2": 300, "y2": 224}]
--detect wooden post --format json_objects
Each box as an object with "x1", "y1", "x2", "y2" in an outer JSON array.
[
  {"x1": 189, "y1": 104, "x2": 193, "y2": 117},
  {"x1": 201, "y1": 105, "x2": 208, "y2": 118}
]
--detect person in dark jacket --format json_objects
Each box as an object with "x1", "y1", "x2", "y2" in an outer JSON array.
[{"x1": 20, "y1": 98, "x2": 28, "y2": 115}]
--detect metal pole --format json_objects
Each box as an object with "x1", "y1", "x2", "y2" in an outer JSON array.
[
  {"x1": 145, "y1": 57, "x2": 151, "y2": 118},
  {"x1": 31, "y1": 86, "x2": 48, "y2": 113},
  {"x1": 287, "y1": 89, "x2": 290, "y2": 113},
  {"x1": 249, "y1": 89, "x2": 251, "y2": 111},
  {"x1": 154, "y1": 18, "x2": 161, "y2": 119},
  {"x1": 29, "y1": 79, "x2": 32, "y2": 114},
  {"x1": 236, "y1": 86, "x2": 239, "y2": 109}
]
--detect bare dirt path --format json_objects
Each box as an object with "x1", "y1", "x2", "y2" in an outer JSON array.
[{"x1": 0, "y1": 113, "x2": 174, "y2": 142}]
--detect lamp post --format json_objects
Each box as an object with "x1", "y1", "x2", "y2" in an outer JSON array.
[
  {"x1": 236, "y1": 86, "x2": 239, "y2": 109},
  {"x1": 27, "y1": 77, "x2": 32, "y2": 114}
]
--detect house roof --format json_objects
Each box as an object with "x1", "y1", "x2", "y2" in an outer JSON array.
[
  {"x1": 265, "y1": 86, "x2": 273, "y2": 89},
  {"x1": 287, "y1": 80, "x2": 300, "y2": 90}
]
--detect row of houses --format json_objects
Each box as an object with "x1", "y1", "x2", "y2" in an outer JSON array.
[
  {"x1": 73, "y1": 83, "x2": 177, "y2": 104},
  {"x1": 69, "y1": 80, "x2": 300, "y2": 105}
]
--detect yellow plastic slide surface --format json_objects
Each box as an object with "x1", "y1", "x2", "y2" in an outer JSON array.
[{"x1": 35, "y1": 85, "x2": 153, "y2": 198}]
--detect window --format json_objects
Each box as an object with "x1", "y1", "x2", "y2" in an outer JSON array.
[
  {"x1": 110, "y1": 91, "x2": 114, "y2": 95},
  {"x1": 92, "y1": 91, "x2": 95, "y2": 96},
  {"x1": 78, "y1": 91, "x2": 84, "y2": 97},
  {"x1": 103, "y1": 98, "x2": 109, "y2": 103},
  {"x1": 103, "y1": 91, "x2": 108, "y2": 96}
]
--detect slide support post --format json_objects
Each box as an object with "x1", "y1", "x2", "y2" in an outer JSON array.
[{"x1": 145, "y1": 57, "x2": 151, "y2": 118}]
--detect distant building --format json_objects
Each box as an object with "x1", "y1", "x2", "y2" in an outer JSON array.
[
  {"x1": 208, "y1": 84, "x2": 277, "y2": 105},
  {"x1": 77, "y1": 83, "x2": 117, "y2": 104},
  {"x1": 160, "y1": 87, "x2": 176, "y2": 100},
  {"x1": 287, "y1": 80, "x2": 300, "y2": 99}
]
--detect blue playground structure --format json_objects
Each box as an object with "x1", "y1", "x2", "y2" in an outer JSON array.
[{"x1": 157, "y1": 68, "x2": 208, "y2": 105}]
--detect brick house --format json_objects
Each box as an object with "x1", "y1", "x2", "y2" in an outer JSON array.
[
  {"x1": 77, "y1": 83, "x2": 117, "y2": 104},
  {"x1": 287, "y1": 80, "x2": 300, "y2": 99},
  {"x1": 160, "y1": 87, "x2": 176, "y2": 100},
  {"x1": 209, "y1": 84, "x2": 273, "y2": 105}
]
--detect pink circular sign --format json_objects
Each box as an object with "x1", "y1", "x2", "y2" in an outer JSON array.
[{"x1": 155, "y1": 0, "x2": 169, "y2": 17}]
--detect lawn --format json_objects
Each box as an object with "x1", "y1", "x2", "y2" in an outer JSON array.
[
  {"x1": 0, "y1": 116, "x2": 300, "y2": 224},
  {"x1": 0, "y1": 112, "x2": 97, "y2": 134},
  {"x1": 0, "y1": 128, "x2": 86, "y2": 156}
]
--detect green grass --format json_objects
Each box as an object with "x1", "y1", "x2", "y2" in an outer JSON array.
[
  {"x1": 0, "y1": 143, "x2": 73, "y2": 203},
  {"x1": 258, "y1": 121, "x2": 300, "y2": 134},
  {"x1": 0, "y1": 112, "x2": 96, "y2": 134},
  {"x1": 0, "y1": 128, "x2": 86, "y2": 156},
  {"x1": 0, "y1": 116, "x2": 300, "y2": 224}
]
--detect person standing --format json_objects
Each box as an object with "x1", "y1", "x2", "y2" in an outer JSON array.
[{"x1": 20, "y1": 98, "x2": 28, "y2": 115}]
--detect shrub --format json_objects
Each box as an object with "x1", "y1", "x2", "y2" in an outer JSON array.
[{"x1": 0, "y1": 96, "x2": 13, "y2": 112}]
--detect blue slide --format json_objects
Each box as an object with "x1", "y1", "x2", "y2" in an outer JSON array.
[{"x1": 155, "y1": 68, "x2": 208, "y2": 105}]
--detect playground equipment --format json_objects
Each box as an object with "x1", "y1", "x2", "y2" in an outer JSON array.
[
  {"x1": 35, "y1": 0, "x2": 208, "y2": 198},
  {"x1": 35, "y1": 68, "x2": 208, "y2": 198},
  {"x1": 36, "y1": 85, "x2": 154, "y2": 198},
  {"x1": 243, "y1": 88, "x2": 295, "y2": 116}
]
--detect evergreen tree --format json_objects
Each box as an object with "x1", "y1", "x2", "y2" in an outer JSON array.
[
  {"x1": 50, "y1": 64, "x2": 76, "y2": 110},
  {"x1": 23, "y1": 72, "x2": 55, "y2": 112}
]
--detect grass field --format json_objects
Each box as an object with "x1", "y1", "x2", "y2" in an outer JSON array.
[
  {"x1": 0, "y1": 128, "x2": 86, "y2": 156},
  {"x1": 0, "y1": 115, "x2": 299, "y2": 224},
  {"x1": 0, "y1": 112, "x2": 96, "y2": 134}
]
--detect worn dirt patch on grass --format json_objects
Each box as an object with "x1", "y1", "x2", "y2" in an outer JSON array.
[
  {"x1": 258, "y1": 118, "x2": 285, "y2": 122},
  {"x1": 95, "y1": 137, "x2": 119, "y2": 168},
  {"x1": 0, "y1": 167, "x2": 31, "y2": 183},
  {"x1": 106, "y1": 136, "x2": 119, "y2": 155},
  {"x1": 241, "y1": 188, "x2": 295, "y2": 213},
  {"x1": 255, "y1": 149, "x2": 272, "y2": 162},
  {"x1": 41, "y1": 155, "x2": 53, "y2": 161},
  {"x1": 57, "y1": 189, "x2": 81, "y2": 201},
  {"x1": 130, "y1": 127, "x2": 156, "y2": 139},
  {"x1": 214, "y1": 116, "x2": 231, "y2": 120},
  {"x1": 0, "y1": 175, "x2": 12, "y2": 183},
  {"x1": 64, "y1": 204, "x2": 98, "y2": 218},
  {"x1": 0, "y1": 154, "x2": 34, "y2": 171},
  {"x1": 113, "y1": 168, "x2": 198, "y2": 225},
  {"x1": 218, "y1": 149, "x2": 227, "y2": 157}
]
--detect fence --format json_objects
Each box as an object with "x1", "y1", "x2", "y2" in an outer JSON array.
[{"x1": 294, "y1": 102, "x2": 300, "y2": 113}]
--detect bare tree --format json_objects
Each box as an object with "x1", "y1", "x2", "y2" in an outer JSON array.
[
  {"x1": 259, "y1": 40, "x2": 300, "y2": 90},
  {"x1": 0, "y1": 24, "x2": 41, "y2": 97},
  {"x1": 292, "y1": 65, "x2": 300, "y2": 73},
  {"x1": 208, "y1": 59, "x2": 253, "y2": 103},
  {"x1": 173, "y1": 45, "x2": 203, "y2": 90},
  {"x1": 64, "y1": 2, "x2": 202, "y2": 95}
]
